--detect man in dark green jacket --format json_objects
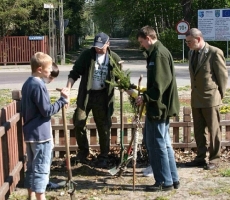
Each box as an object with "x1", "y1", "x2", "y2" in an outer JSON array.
[
  {"x1": 135, "y1": 26, "x2": 180, "y2": 192},
  {"x1": 66, "y1": 32, "x2": 121, "y2": 168}
]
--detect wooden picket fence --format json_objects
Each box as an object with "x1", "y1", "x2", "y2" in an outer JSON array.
[
  {"x1": 0, "y1": 100, "x2": 25, "y2": 200},
  {"x1": 0, "y1": 36, "x2": 49, "y2": 65},
  {"x1": 0, "y1": 35, "x2": 78, "y2": 65},
  {"x1": 0, "y1": 90, "x2": 230, "y2": 199}
]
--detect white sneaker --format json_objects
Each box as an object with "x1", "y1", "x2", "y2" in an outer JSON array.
[{"x1": 142, "y1": 165, "x2": 153, "y2": 177}]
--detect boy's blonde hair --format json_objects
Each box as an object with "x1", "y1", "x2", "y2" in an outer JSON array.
[{"x1": 30, "y1": 52, "x2": 52, "y2": 73}]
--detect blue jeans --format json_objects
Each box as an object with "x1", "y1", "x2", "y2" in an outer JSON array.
[
  {"x1": 145, "y1": 117, "x2": 179, "y2": 186},
  {"x1": 25, "y1": 140, "x2": 52, "y2": 193}
]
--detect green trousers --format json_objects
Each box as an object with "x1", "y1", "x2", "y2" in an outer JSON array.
[
  {"x1": 192, "y1": 106, "x2": 221, "y2": 163},
  {"x1": 73, "y1": 89, "x2": 111, "y2": 158}
]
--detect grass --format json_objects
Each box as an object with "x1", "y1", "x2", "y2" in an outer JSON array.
[
  {"x1": 220, "y1": 168, "x2": 230, "y2": 177},
  {"x1": 208, "y1": 185, "x2": 230, "y2": 195},
  {"x1": 0, "y1": 89, "x2": 13, "y2": 107},
  {"x1": 174, "y1": 59, "x2": 189, "y2": 63},
  {"x1": 177, "y1": 85, "x2": 190, "y2": 91},
  {"x1": 188, "y1": 190, "x2": 203, "y2": 196},
  {"x1": 155, "y1": 197, "x2": 170, "y2": 200}
]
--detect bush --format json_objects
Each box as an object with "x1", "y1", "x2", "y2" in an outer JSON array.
[{"x1": 159, "y1": 28, "x2": 189, "y2": 59}]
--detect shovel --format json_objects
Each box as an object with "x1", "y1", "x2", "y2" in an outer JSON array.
[
  {"x1": 108, "y1": 74, "x2": 143, "y2": 177},
  {"x1": 56, "y1": 88, "x2": 77, "y2": 200}
]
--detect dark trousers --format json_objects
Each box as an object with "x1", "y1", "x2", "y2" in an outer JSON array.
[
  {"x1": 73, "y1": 89, "x2": 111, "y2": 157},
  {"x1": 192, "y1": 106, "x2": 221, "y2": 163}
]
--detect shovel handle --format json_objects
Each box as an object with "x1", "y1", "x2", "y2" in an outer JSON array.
[
  {"x1": 56, "y1": 88, "x2": 72, "y2": 181},
  {"x1": 137, "y1": 75, "x2": 143, "y2": 114},
  {"x1": 137, "y1": 75, "x2": 143, "y2": 96}
]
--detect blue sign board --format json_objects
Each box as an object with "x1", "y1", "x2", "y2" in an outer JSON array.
[
  {"x1": 29, "y1": 36, "x2": 44, "y2": 40},
  {"x1": 223, "y1": 9, "x2": 230, "y2": 17}
]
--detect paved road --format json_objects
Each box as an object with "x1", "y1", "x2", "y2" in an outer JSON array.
[
  {"x1": 1, "y1": 61, "x2": 230, "y2": 90},
  {"x1": 0, "y1": 37, "x2": 230, "y2": 90},
  {"x1": 0, "y1": 62, "x2": 191, "y2": 90}
]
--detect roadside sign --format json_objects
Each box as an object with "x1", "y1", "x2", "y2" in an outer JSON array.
[
  {"x1": 29, "y1": 36, "x2": 44, "y2": 40},
  {"x1": 44, "y1": 3, "x2": 54, "y2": 9},
  {"x1": 178, "y1": 35, "x2": 186, "y2": 39},
  {"x1": 198, "y1": 9, "x2": 230, "y2": 41},
  {"x1": 176, "y1": 20, "x2": 190, "y2": 34}
]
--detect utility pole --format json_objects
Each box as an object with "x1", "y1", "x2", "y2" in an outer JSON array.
[
  {"x1": 44, "y1": 3, "x2": 56, "y2": 62},
  {"x1": 59, "y1": 0, "x2": 65, "y2": 64}
]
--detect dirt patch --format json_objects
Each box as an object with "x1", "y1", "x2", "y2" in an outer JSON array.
[{"x1": 10, "y1": 148, "x2": 230, "y2": 200}]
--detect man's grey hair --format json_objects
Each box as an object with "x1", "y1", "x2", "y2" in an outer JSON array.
[{"x1": 185, "y1": 28, "x2": 203, "y2": 38}]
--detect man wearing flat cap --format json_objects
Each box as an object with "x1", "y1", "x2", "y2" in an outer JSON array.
[{"x1": 66, "y1": 32, "x2": 121, "y2": 168}]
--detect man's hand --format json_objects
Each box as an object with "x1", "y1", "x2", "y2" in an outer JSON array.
[
  {"x1": 136, "y1": 95, "x2": 143, "y2": 106},
  {"x1": 125, "y1": 89, "x2": 134, "y2": 96},
  {"x1": 60, "y1": 88, "x2": 70, "y2": 100},
  {"x1": 129, "y1": 83, "x2": 137, "y2": 89}
]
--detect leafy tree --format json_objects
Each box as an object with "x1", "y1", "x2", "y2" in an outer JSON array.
[
  {"x1": 93, "y1": 0, "x2": 124, "y2": 37},
  {"x1": 92, "y1": 0, "x2": 183, "y2": 37},
  {"x1": 0, "y1": 0, "x2": 85, "y2": 37},
  {"x1": 63, "y1": 0, "x2": 85, "y2": 36},
  {"x1": 0, "y1": 0, "x2": 59, "y2": 36},
  {"x1": 81, "y1": 1, "x2": 95, "y2": 36},
  {"x1": 0, "y1": 0, "x2": 31, "y2": 37}
]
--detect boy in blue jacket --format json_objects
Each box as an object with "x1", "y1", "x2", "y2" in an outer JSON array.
[{"x1": 21, "y1": 52, "x2": 69, "y2": 200}]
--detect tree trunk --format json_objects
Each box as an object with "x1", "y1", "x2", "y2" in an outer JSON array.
[{"x1": 181, "y1": 0, "x2": 192, "y2": 23}]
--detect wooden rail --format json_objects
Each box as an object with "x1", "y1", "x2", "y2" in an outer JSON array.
[{"x1": 50, "y1": 110, "x2": 230, "y2": 157}]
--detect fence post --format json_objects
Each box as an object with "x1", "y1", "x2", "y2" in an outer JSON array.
[
  {"x1": 225, "y1": 113, "x2": 230, "y2": 141},
  {"x1": 123, "y1": 116, "x2": 128, "y2": 144},
  {"x1": 89, "y1": 117, "x2": 97, "y2": 147},
  {"x1": 12, "y1": 90, "x2": 25, "y2": 186},
  {"x1": 0, "y1": 107, "x2": 9, "y2": 186},
  {"x1": 111, "y1": 116, "x2": 118, "y2": 144},
  {"x1": 183, "y1": 107, "x2": 192, "y2": 151},
  {"x1": 172, "y1": 116, "x2": 180, "y2": 144}
]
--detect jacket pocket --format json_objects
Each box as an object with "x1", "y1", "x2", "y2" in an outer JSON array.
[{"x1": 146, "y1": 101, "x2": 166, "y2": 120}]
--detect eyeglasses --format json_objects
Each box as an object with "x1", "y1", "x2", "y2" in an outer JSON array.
[
  {"x1": 185, "y1": 37, "x2": 199, "y2": 44},
  {"x1": 185, "y1": 40, "x2": 192, "y2": 44}
]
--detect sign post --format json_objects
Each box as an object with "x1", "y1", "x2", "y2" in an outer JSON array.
[{"x1": 176, "y1": 20, "x2": 190, "y2": 62}]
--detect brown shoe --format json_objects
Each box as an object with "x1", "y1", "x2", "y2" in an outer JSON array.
[
  {"x1": 185, "y1": 160, "x2": 206, "y2": 167},
  {"x1": 204, "y1": 163, "x2": 217, "y2": 170}
]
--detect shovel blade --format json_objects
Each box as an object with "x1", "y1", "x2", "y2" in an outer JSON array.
[{"x1": 108, "y1": 166, "x2": 120, "y2": 176}]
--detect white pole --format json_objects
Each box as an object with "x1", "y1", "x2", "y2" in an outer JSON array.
[
  {"x1": 183, "y1": 39, "x2": 185, "y2": 62},
  {"x1": 59, "y1": 0, "x2": 65, "y2": 65},
  {"x1": 49, "y1": 8, "x2": 51, "y2": 57},
  {"x1": 227, "y1": 41, "x2": 229, "y2": 59}
]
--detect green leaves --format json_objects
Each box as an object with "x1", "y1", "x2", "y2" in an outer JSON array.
[{"x1": 106, "y1": 56, "x2": 131, "y2": 90}]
